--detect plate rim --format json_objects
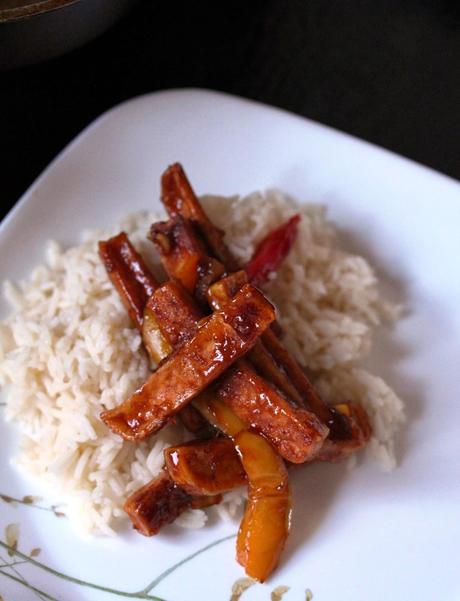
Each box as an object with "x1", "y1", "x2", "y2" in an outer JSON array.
[{"x1": 1, "y1": 87, "x2": 459, "y2": 239}]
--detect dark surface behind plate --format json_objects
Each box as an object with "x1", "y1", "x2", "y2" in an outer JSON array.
[
  {"x1": 0, "y1": 0, "x2": 139, "y2": 69},
  {"x1": 0, "y1": 0, "x2": 459, "y2": 219}
]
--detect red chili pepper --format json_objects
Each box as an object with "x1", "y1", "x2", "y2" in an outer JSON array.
[{"x1": 245, "y1": 214, "x2": 301, "y2": 287}]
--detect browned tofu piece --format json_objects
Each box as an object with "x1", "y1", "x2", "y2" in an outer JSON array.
[
  {"x1": 101, "y1": 285, "x2": 275, "y2": 440},
  {"x1": 98, "y1": 232, "x2": 158, "y2": 330},
  {"x1": 123, "y1": 471, "x2": 222, "y2": 536},
  {"x1": 317, "y1": 402, "x2": 372, "y2": 462},
  {"x1": 207, "y1": 270, "x2": 249, "y2": 311},
  {"x1": 248, "y1": 340, "x2": 306, "y2": 407},
  {"x1": 161, "y1": 162, "x2": 240, "y2": 271},
  {"x1": 217, "y1": 361, "x2": 328, "y2": 463},
  {"x1": 164, "y1": 438, "x2": 246, "y2": 496},
  {"x1": 99, "y1": 233, "x2": 214, "y2": 438},
  {"x1": 150, "y1": 217, "x2": 225, "y2": 305},
  {"x1": 261, "y1": 329, "x2": 352, "y2": 441},
  {"x1": 146, "y1": 281, "x2": 202, "y2": 348},
  {"x1": 124, "y1": 471, "x2": 192, "y2": 536}
]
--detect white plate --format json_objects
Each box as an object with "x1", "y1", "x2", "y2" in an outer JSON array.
[{"x1": 1, "y1": 89, "x2": 459, "y2": 601}]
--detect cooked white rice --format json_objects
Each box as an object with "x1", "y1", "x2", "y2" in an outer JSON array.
[{"x1": 0, "y1": 191, "x2": 405, "y2": 535}]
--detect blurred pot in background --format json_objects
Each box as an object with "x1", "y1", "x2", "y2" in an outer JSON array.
[{"x1": 0, "y1": 0, "x2": 139, "y2": 69}]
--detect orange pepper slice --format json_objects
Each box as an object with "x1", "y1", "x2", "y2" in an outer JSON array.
[{"x1": 195, "y1": 395, "x2": 291, "y2": 582}]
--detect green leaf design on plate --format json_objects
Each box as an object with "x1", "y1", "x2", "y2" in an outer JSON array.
[
  {"x1": 0, "y1": 495, "x2": 15, "y2": 505},
  {"x1": 4, "y1": 523, "x2": 19, "y2": 558},
  {"x1": 140, "y1": 533, "x2": 237, "y2": 595},
  {"x1": 21, "y1": 496, "x2": 40, "y2": 505},
  {"x1": 0, "y1": 493, "x2": 66, "y2": 521},
  {"x1": 271, "y1": 585, "x2": 290, "y2": 601},
  {"x1": 230, "y1": 577, "x2": 255, "y2": 600},
  {"x1": 0, "y1": 533, "x2": 239, "y2": 600},
  {"x1": 0, "y1": 498, "x2": 312, "y2": 599},
  {"x1": 1, "y1": 494, "x2": 49, "y2": 511},
  {"x1": 0, "y1": 567, "x2": 59, "y2": 601}
]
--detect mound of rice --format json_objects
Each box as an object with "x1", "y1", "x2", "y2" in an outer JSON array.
[{"x1": 0, "y1": 191, "x2": 405, "y2": 535}]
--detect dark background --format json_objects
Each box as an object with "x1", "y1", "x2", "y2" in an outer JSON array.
[{"x1": 1, "y1": 0, "x2": 459, "y2": 219}]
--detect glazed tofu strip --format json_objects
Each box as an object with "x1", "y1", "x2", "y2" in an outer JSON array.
[
  {"x1": 161, "y1": 163, "x2": 240, "y2": 271},
  {"x1": 124, "y1": 471, "x2": 193, "y2": 536},
  {"x1": 99, "y1": 233, "x2": 211, "y2": 435},
  {"x1": 145, "y1": 279, "x2": 203, "y2": 349},
  {"x1": 259, "y1": 327, "x2": 371, "y2": 458},
  {"x1": 164, "y1": 438, "x2": 247, "y2": 496},
  {"x1": 98, "y1": 232, "x2": 159, "y2": 329},
  {"x1": 101, "y1": 284, "x2": 276, "y2": 441},
  {"x1": 261, "y1": 329, "x2": 349, "y2": 436},
  {"x1": 147, "y1": 280, "x2": 328, "y2": 463},
  {"x1": 214, "y1": 361, "x2": 329, "y2": 463},
  {"x1": 98, "y1": 232, "x2": 173, "y2": 364},
  {"x1": 151, "y1": 217, "x2": 225, "y2": 306},
  {"x1": 124, "y1": 470, "x2": 222, "y2": 536},
  {"x1": 208, "y1": 272, "x2": 308, "y2": 407},
  {"x1": 316, "y1": 402, "x2": 372, "y2": 462}
]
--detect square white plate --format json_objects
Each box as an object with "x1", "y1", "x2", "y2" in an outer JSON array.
[{"x1": 1, "y1": 89, "x2": 459, "y2": 601}]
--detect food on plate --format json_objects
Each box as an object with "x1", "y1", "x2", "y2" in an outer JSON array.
[
  {"x1": 101, "y1": 284, "x2": 276, "y2": 441},
  {"x1": 0, "y1": 163, "x2": 405, "y2": 580},
  {"x1": 103, "y1": 233, "x2": 329, "y2": 464},
  {"x1": 164, "y1": 438, "x2": 247, "y2": 496},
  {"x1": 151, "y1": 217, "x2": 226, "y2": 306},
  {"x1": 98, "y1": 232, "x2": 158, "y2": 330},
  {"x1": 208, "y1": 271, "x2": 359, "y2": 444},
  {"x1": 161, "y1": 163, "x2": 240, "y2": 271},
  {"x1": 123, "y1": 470, "x2": 222, "y2": 537},
  {"x1": 98, "y1": 164, "x2": 372, "y2": 579},
  {"x1": 145, "y1": 281, "x2": 202, "y2": 349},
  {"x1": 196, "y1": 394, "x2": 291, "y2": 582},
  {"x1": 245, "y1": 214, "x2": 301, "y2": 287},
  {"x1": 141, "y1": 284, "x2": 329, "y2": 463}
]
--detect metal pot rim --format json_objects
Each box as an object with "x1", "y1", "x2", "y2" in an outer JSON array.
[{"x1": 0, "y1": 0, "x2": 80, "y2": 23}]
